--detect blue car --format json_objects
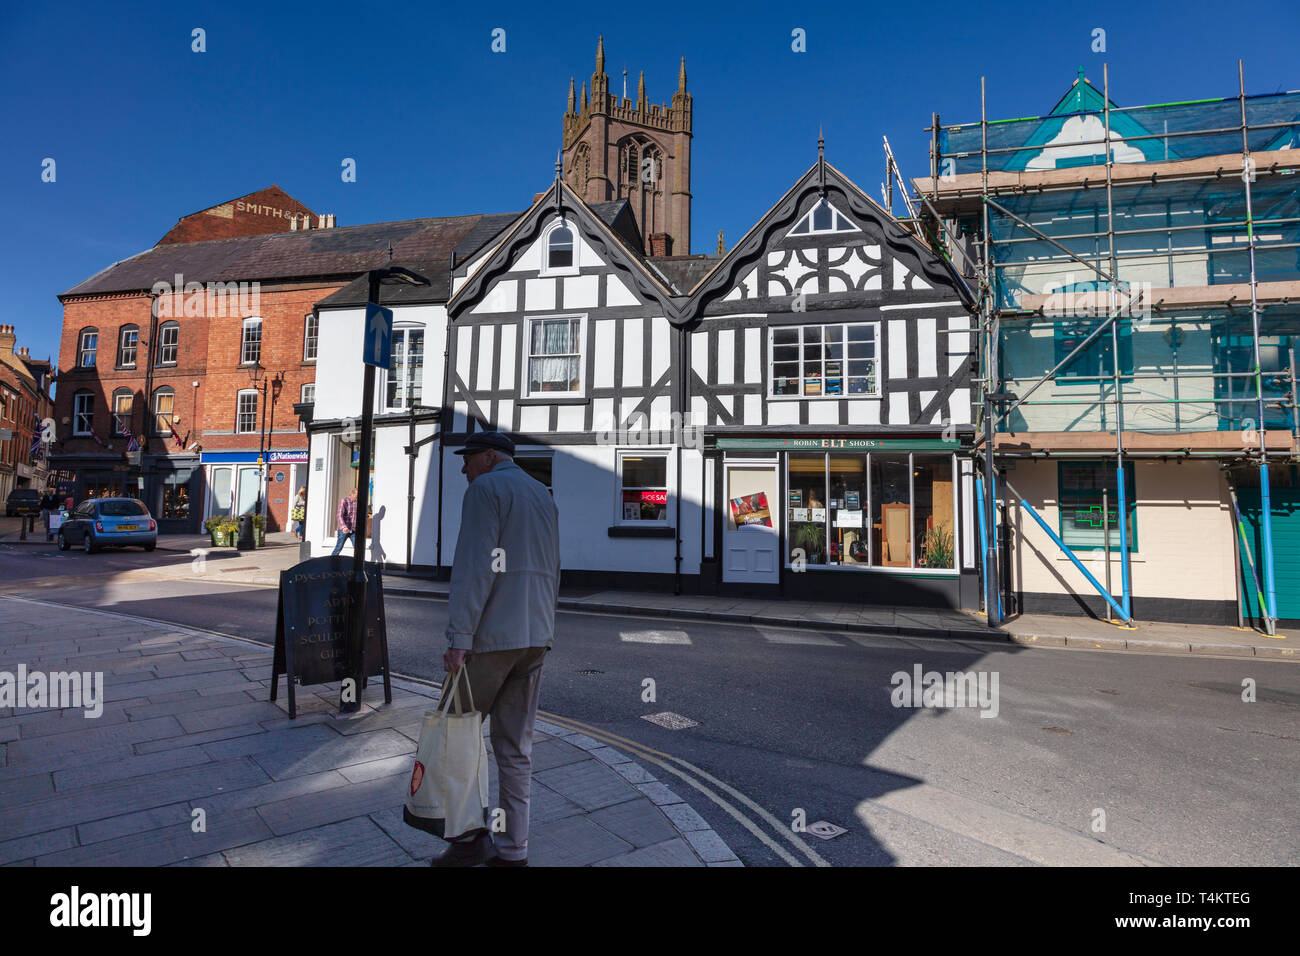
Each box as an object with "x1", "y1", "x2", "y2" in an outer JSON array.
[{"x1": 57, "y1": 497, "x2": 158, "y2": 553}]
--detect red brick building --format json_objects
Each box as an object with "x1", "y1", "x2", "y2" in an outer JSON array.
[
  {"x1": 157, "y1": 185, "x2": 319, "y2": 245},
  {"x1": 0, "y1": 324, "x2": 55, "y2": 502},
  {"x1": 52, "y1": 196, "x2": 496, "y2": 534}
]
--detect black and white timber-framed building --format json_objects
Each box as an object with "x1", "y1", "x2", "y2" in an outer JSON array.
[{"x1": 430, "y1": 153, "x2": 980, "y2": 609}]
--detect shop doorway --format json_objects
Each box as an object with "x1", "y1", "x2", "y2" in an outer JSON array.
[{"x1": 722, "y1": 462, "x2": 780, "y2": 584}]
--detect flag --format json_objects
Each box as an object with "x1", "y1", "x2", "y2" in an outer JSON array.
[
  {"x1": 166, "y1": 418, "x2": 185, "y2": 450},
  {"x1": 126, "y1": 433, "x2": 140, "y2": 453},
  {"x1": 30, "y1": 413, "x2": 43, "y2": 462},
  {"x1": 88, "y1": 426, "x2": 107, "y2": 448}
]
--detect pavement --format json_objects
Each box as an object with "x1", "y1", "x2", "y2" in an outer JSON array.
[
  {"x1": 0, "y1": 594, "x2": 740, "y2": 867},
  {"x1": 3, "y1": 528, "x2": 1292, "y2": 661}
]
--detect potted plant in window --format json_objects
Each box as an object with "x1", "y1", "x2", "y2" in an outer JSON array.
[
  {"x1": 791, "y1": 522, "x2": 826, "y2": 566},
  {"x1": 919, "y1": 522, "x2": 954, "y2": 570}
]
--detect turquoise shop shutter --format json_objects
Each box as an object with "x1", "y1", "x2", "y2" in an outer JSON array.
[{"x1": 1236, "y1": 488, "x2": 1300, "y2": 622}]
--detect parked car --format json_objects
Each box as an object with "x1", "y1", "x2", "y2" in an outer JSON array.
[
  {"x1": 57, "y1": 497, "x2": 158, "y2": 553},
  {"x1": 5, "y1": 488, "x2": 41, "y2": 517}
]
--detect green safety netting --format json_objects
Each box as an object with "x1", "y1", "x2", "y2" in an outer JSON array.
[{"x1": 938, "y1": 90, "x2": 1300, "y2": 176}]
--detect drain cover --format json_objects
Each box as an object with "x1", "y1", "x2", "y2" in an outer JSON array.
[
  {"x1": 641, "y1": 711, "x2": 699, "y2": 730},
  {"x1": 578, "y1": 669, "x2": 603, "y2": 675},
  {"x1": 807, "y1": 821, "x2": 848, "y2": 840}
]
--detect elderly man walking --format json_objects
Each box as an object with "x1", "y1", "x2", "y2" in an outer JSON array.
[{"x1": 432, "y1": 431, "x2": 561, "y2": 867}]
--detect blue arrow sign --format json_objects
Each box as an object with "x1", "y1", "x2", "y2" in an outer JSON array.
[{"x1": 364, "y1": 302, "x2": 393, "y2": 369}]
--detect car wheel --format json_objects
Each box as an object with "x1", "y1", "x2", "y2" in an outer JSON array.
[
  {"x1": 57, "y1": 531, "x2": 68, "y2": 551},
  {"x1": 144, "y1": 543, "x2": 156, "y2": 552},
  {"x1": 83, "y1": 532, "x2": 96, "y2": 554}
]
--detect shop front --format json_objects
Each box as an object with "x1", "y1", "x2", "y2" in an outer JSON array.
[
  {"x1": 710, "y1": 435, "x2": 979, "y2": 609},
  {"x1": 201, "y1": 450, "x2": 307, "y2": 532}
]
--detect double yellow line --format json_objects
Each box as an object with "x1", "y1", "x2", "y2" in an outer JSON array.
[{"x1": 537, "y1": 710, "x2": 831, "y2": 867}]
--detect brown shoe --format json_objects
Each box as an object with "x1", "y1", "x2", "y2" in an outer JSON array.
[{"x1": 429, "y1": 831, "x2": 495, "y2": 867}]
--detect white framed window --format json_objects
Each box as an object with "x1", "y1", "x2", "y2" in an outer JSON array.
[
  {"x1": 788, "y1": 198, "x2": 860, "y2": 236},
  {"x1": 385, "y1": 325, "x2": 425, "y2": 410},
  {"x1": 78, "y1": 329, "x2": 98, "y2": 367},
  {"x1": 616, "y1": 450, "x2": 669, "y2": 524},
  {"x1": 117, "y1": 326, "x2": 138, "y2": 368},
  {"x1": 303, "y1": 313, "x2": 319, "y2": 362},
  {"x1": 240, "y1": 317, "x2": 262, "y2": 365},
  {"x1": 523, "y1": 314, "x2": 585, "y2": 398},
  {"x1": 541, "y1": 220, "x2": 579, "y2": 275},
  {"x1": 770, "y1": 322, "x2": 879, "y2": 398},
  {"x1": 157, "y1": 322, "x2": 179, "y2": 365},
  {"x1": 300, "y1": 383, "x2": 315, "y2": 431},
  {"x1": 152, "y1": 387, "x2": 174, "y2": 435},
  {"x1": 73, "y1": 392, "x2": 94, "y2": 436},
  {"x1": 111, "y1": 389, "x2": 133, "y2": 436},
  {"x1": 236, "y1": 389, "x2": 258, "y2": 433}
]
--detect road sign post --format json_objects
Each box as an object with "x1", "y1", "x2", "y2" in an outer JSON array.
[{"x1": 341, "y1": 268, "x2": 427, "y2": 714}]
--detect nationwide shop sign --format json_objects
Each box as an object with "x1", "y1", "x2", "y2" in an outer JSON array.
[{"x1": 271, "y1": 556, "x2": 391, "y2": 718}]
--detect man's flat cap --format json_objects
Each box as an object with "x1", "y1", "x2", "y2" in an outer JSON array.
[{"x1": 452, "y1": 431, "x2": 516, "y2": 457}]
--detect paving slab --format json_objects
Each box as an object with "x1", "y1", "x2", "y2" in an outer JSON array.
[{"x1": 0, "y1": 595, "x2": 736, "y2": 867}]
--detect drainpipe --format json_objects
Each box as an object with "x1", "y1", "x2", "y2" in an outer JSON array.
[{"x1": 674, "y1": 322, "x2": 684, "y2": 595}]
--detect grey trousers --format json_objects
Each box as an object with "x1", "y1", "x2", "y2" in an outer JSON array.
[{"x1": 442, "y1": 645, "x2": 548, "y2": 860}]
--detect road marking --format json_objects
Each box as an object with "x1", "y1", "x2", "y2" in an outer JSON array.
[
  {"x1": 620, "y1": 629, "x2": 691, "y2": 645},
  {"x1": 641, "y1": 711, "x2": 699, "y2": 730},
  {"x1": 540, "y1": 711, "x2": 832, "y2": 868},
  {"x1": 757, "y1": 628, "x2": 841, "y2": 646}
]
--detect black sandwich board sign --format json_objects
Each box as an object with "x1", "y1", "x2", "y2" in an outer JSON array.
[{"x1": 270, "y1": 555, "x2": 392, "y2": 718}]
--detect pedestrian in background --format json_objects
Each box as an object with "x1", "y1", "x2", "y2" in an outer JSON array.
[
  {"x1": 39, "y1": 487, "x2": 57, "y2": 542},
  {"x1": 331, "y1": 485, "x2": 357, "y2": 556},
  {"x1": 291, "y1": 486, "x2": 307, "y2": 540},
  {"x1": 431, "y1": 431, "x2": 561, "y2": 867}
]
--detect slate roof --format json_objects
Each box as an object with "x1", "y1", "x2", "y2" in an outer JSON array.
[
  {"x1": 60, "y1": 215, "x2": 495, "y2": 300},
  {"x1": 650, "y1": 254, "x2": 722, "y2": 294}
]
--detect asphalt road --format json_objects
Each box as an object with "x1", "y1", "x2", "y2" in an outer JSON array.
[{"x1": 2, "y1": 546, "x2": 1297, "y2": 867}]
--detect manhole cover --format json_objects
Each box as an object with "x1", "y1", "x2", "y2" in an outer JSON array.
[
  {"x1": 578, "y1": 669, "x2": 603, "y2": 675},
  {"x1": 641, "y1": 711, "x2": 699, "y2": 730},
  {"x1": 807, "y1": 821, "x2": 848, "y2": 840}
]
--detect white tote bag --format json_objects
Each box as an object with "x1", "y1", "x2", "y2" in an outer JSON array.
[{"x1": 403, "y1": 665, "x2": 490, "y2": 840}]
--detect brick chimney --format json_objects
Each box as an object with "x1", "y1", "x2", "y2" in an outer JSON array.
[
  {"x1": 0, "y1": 324, "x2": 15, "y2": 355},
  {"x1": 649, "y1": 233, "x2": 673, "y2": 257}
]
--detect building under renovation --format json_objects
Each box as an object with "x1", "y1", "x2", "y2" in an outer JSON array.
[{"x1": 916, "y1": 65, "x2": 1300, "y2": 629}]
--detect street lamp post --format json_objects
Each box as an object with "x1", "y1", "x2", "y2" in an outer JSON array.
[
  {"x1": 341, "y1": 265, "x2": 430, "y2": 713},
  {"x1": 247, "y1": 362, "x2": 284, "y2": 530}
]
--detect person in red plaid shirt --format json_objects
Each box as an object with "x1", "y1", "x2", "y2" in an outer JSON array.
[{"x1": 331, "y1": 485, "x2": 358, "y2": 556}]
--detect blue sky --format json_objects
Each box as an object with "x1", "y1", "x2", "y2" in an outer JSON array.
[{"x1": 2, "y1": 0, "x2": 1297, "y2": 374}]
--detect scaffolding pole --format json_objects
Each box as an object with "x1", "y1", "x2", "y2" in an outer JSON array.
[{"x1": 1240, "y1": 59, "x2": 1278, "y2": 634}]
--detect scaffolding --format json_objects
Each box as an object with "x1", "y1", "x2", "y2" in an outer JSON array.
[{"x1": 917, "y1": 62, "x2": 1300, "y2": 635}]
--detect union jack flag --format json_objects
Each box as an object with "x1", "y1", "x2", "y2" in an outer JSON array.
[
  {"x1": 126, "y1": 433, "x2": 140, "y2": 453},
  {"x1": 166, "y1": 418, "x2": 185, "y2": 450},
  {"x1": 29, "y1": 413, "x2": 43, "y2": 462},
  {"x1": 88, "y1": 426, "x2": 108, "y2": 449}
]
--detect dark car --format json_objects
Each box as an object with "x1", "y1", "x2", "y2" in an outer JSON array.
[
  {"x1": 5, "y1": 488, "x2": 41, "y2": 517},
  {"x1": 57, "y1": 497, "x2": 158, "y2": 553}
]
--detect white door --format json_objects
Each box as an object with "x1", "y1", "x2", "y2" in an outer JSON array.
[
  {"x1": 208, "y1": 466, "x2": 233, "y2": 517},
  {"x1": 235, "y1": 465, "x2": 260, "y2": 515},
  {"x1": 722, "y1": 463, "x2": 780, "y2": 584}
]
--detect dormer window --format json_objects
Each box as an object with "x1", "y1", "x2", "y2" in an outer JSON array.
[
  {"x1": 789, "y1": 199, "x2": 859, "y2": 236},
  {"x1": 547, "y1": 225, "x2": 574, "y2": 270}
]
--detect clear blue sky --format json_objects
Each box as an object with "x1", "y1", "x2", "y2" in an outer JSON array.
[{"x1": 3, "y1": 0, "x2": 1297, "y2": 376}]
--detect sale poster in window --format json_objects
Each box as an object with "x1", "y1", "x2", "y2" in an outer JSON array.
[
  {"x1": 623, "y1": 488, "x2": 667, "y2": 521},
  {"x1": 729, "y1": 492, "x2": 772, "y2": 527}
]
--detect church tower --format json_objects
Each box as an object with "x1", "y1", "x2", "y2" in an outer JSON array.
[{"x1": 561, "y1": 37, "x2": 692, "y2": 256}]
